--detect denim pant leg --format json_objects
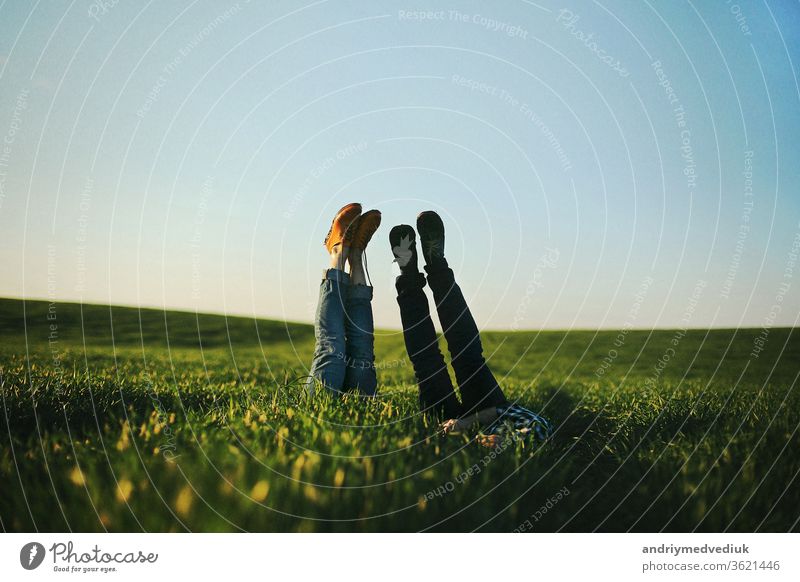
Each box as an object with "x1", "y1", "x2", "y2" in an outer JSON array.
[
  {"x1": 425, "y1": 258, "x2": 508, "y2": 414},
  {"x1": 395, "y1": 272, "x2": 462, "y2": 419},
  {"x1": 307, "y1": 268, "x2": 349, "y2": 395},
  {"x1": 342, "y1": 284, "x2": 377, "y2": 395}
]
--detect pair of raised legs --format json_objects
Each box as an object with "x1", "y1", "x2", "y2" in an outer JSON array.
[
  {"x1": 307, "y1": 205, "x2": 507, "y2": 418},
  {"x1": 306, "y1": 204, "x2": 381, "y2": 395},
  {"x1": 395, "y1": 258, "x2": 510, "y2": 418},
  {"x1": 307, "y1": 204, "x2": 551, "y2": 442},
  {"x1": 390, "y1": 213, "x2": 510, "y2": 431}
]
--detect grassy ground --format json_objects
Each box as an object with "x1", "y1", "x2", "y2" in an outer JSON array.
[{"x1": 1, "y1": 297, "x2": 798, "y2": 532}]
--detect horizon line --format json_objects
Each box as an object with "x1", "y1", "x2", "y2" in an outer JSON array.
[{"x1": 1, "y1": 295, "x2": 793, "y2": 334}]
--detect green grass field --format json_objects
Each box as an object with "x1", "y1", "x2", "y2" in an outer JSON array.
[{"x1": 1, "y1": 297, "x2": 798, "y2": 532}]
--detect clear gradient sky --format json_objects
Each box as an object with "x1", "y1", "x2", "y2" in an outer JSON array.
[{"x1": 1, "y1": 0, "x2": 799, "y2": 330}]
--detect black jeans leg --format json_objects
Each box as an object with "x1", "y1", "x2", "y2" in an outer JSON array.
[
  {"x1": 425, "y1": 258, "x2": 508, "y2": 414},
  {"x1": 395, "y1": 272, "x2": 461, "y2": 419}
]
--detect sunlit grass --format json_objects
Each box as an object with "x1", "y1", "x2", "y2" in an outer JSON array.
[{"x1": 1, "y1": 298, "x2": 798, "y2": 531}]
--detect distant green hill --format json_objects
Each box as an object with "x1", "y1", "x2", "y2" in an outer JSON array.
[{"x1": 0, "y1": 297, "x2": 315, "y2": 349}]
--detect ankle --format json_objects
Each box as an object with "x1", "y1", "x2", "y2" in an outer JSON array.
[
  {"x1": 348, "y1": 250, "x2": 363, "y2": 267},
  {"x1": 424, "y1": 255, "x2": 448, "y2": 273},
  {"x1": 329, "y1": 244, "x2": 349, "y2": 269},
  {"x1": 398, "y1": 259, "x2": 419, "y2": 274}
]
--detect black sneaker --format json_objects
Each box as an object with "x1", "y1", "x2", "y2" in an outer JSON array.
[
  {"x1": 416, "y1": 211, "x2": 446, "y2": 266},
  {"x1": 389, "y1": 224, "x2": 419, "y2": 273}
]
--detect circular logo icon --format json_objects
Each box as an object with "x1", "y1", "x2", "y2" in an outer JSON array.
[{"x1": 20, "y1": 542, "x2": 46, "y2": 570}]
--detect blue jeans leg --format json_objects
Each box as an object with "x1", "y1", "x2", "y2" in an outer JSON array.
[
  {"x1": 307, "y1": 268, "x2": 350, "y2": 395},
  {"x1": 343, "y1": 284, "x2": 377, "y2": 395}
]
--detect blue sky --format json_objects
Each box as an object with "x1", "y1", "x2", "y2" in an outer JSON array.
[{"x1": 1, "y1": 0, "x2": 798, "y2": 330}]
